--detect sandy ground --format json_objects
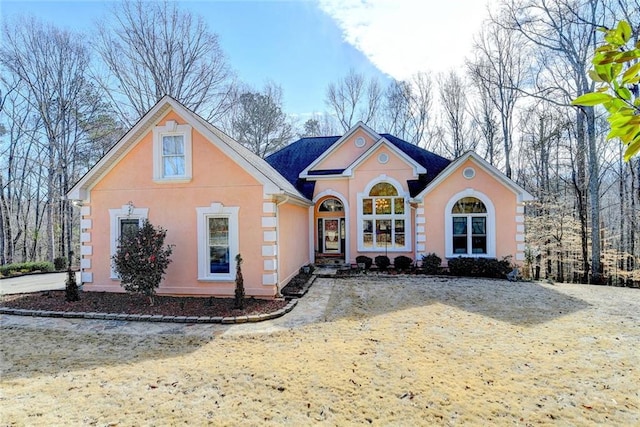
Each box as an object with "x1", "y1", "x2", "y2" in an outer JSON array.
[{"x1": 1, "y1": 276, "x2": 639, "y2": 426}]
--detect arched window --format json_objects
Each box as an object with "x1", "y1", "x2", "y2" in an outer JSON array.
[
  {"x1": 451, "y1": 197, "x2": 488, "y2": 255},
  {"x1": 359, "y1": 181, "x2": 408, "y2": 251},
  {"x1": 318, "y1": 198, "x2": 344, "y2": 212}
]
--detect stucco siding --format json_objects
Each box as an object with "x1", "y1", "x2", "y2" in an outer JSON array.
[
  {"x1": 422, "y1": 158, "x2": 519, "y2": 264},
  {"x1": 83, "y1": 111, "x2": 275, "y2": 297},
  {"x1": 313, "y1": 129, "x2": 376, "y2": 170},
  {"x1": 277, "y1": 202, "x2": 311, "y2": 288}
]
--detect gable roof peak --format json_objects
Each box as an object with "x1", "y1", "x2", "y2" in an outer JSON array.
[{"x1": 67, "y1": 95, "x2": 308, "y2": 203}]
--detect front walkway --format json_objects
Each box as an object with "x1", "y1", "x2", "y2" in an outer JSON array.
[{"x1": 0, "y1": 278, "x2": 335, "y2": 337}]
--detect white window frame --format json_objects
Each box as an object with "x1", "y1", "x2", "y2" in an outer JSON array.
[
  {"x1": 109, "y1": 205, "x2": 149, "y2": 279},
  {"x1": 357, "y1": 176, "x2": 411, "y2": 252},
  {"x1": 153, "y1": 120, "x2": 192, "y2": 183},
  {"x1": 196, "y1": 203, "x2": 239, "y2": 281},
  {"x1": 445, "y1": 190, "x2": 496, "y2": 258}
]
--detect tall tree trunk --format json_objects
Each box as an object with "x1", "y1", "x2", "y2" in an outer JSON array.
[
  {"x1": 46, "y1": 145, "x2": 55, "y2": 262},
  {"x1": 0, "y1": 182, "x2": 12, "y2": 264},
  {"x1": 586, "y1": 107, "x2": 601, "y2": 281},
  {"x1": 574, "y1": 109, "x2": 589, "y2": 283}
]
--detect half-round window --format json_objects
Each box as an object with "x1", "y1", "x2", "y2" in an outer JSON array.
[
  {"x1": 451, "y1": 197, "x2": 486, "y2": 214},
  {"x1": 319, "y1": 198, "x2": 344, "y2": 212},
  {"x1": 369, "y1": 182, "x2": 398, "y2": 197}
]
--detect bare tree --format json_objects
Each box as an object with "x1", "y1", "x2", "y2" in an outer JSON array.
[
  {"x1": 468, "y1": 21, "x2": 528, "y2": 178},
  {"x1": 230, "y1": 83, "x2": 294, "y2": 158},
  {"x1": 501, "y1": 0, "x2": 607, "y2": 281},
  {"x1": 438, "y1": 71, "x2": 477, "y2": 158},
  {"x1": 94, "y1": 0, "x2": 235, "y2": 125},
  {"x1": 381, "y1": 72, "x2": 436, "y2": 147},
  {"x1": 0, "y1": 16, "x2": 98, "y2": 262},
  {"x1": 468, "y1": 77, "x2": 502, "y2": 166},
  {"x1": 325, "y1": 69, "x2": 383, "y2": 131},
  {"x1": 382, "y1": 80, "x2": 413, "y2": 141}
]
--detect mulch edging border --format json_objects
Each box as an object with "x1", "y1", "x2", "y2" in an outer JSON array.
[
  {"x1": 0, "y1": 299, "x2": 298, "y2": 324},
  {"x1": 281, "y1": 274, "x2": 317, "y2": 298}
]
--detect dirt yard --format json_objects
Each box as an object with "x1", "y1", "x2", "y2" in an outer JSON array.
[{"x1": 1, "y1": 276, "x2": 638, "y2": 426}]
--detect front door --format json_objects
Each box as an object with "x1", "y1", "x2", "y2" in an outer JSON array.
[{"x1": 322, "y1": 218, "x2": 341, "y2": 253}]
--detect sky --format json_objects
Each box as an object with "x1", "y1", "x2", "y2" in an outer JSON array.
[{"x1": 1, "y1": 0, "x2": 493, "y2": 119}]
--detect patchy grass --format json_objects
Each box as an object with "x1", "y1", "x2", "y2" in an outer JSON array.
[{"x1": 1, "y1": 277, "x2": 638, "y2": 425}]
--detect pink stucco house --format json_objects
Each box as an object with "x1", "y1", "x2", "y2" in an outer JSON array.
[{"x1": 68, "y1": 96, "x2": 533, "y2": 298}]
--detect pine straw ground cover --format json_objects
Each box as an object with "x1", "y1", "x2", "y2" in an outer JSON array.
[{"x1": 1, "y1": 277, "x2": 639, "y2": 426}]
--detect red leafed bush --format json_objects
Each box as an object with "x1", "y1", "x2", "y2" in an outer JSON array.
[{"x1": 112, "y1": 219, "x2": 174, "y2": 305}]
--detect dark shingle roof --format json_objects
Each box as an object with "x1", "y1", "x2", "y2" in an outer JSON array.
[
  {"x1": 380, "y1": 134, "x2": 451, "y2": 186},
  {"x1": 265, "y1": 136, "x2": 340, "y2": 199},
  {"x1": 265, "y1": 133, "x2": 451, "y2": 199}
]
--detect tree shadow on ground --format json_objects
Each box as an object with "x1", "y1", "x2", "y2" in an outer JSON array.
[
  {"x1": 322, "y1": 276, "x2": 592, "y2": 326},
  {"x1": 0, "y1": 325, "x2": 210, "y2": 381}
]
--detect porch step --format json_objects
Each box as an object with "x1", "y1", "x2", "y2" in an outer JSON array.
[{"x1": 315, "y1": 256, "x2": 345, "y2": 266}]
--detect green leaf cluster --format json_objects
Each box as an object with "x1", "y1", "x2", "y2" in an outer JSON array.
[
  {"x1": 572, "y1": 21, "x2": 640, "y2": 161},
  {"x1": 112, "y1": 219, "x2": 174, "y2": 305}
]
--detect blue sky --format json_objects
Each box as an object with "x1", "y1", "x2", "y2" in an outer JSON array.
[{"x1": 1, "y1": 0, "x2": 491, "y2": 118}]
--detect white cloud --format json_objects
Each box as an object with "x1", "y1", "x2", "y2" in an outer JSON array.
[{"x1": 318, "y1": 0, "x2": 492, "y2": 81}]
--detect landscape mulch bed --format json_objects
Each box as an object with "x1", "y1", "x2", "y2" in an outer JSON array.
[
  {"x1": 280, "y1": 272, "x2": 314, "y2": 297},
  {"x1": 0, "y1": 291, "x2": 288, "y2": 318}
]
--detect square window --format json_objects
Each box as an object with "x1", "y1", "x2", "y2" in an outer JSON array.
[
  {"x1": 375, "y1": 198, "x2": 391, "y2": 214},
  {"x1": 472, "y1": 236, "x2": 487, "y2": 254},
  {"x1": 376, "y1": 219, "x2": 391, "y2": 244},
  {"x1": 453, "y1": 236, "x2": 467, "y2": 253},
  {"x1": 119, "y1": 218, "x2": 140, "y2": 240},
  {"x1": 472, "y1": 217, "x2": 486, "y2": 235},
  {"x1": 453, "y1": 217, "x2": 467, "y2": 235},
  {"x1": 363, "y1": 199, "x2": 373, "y2": 215},
  {"x1": 394, "y1": 198, "x2": 404, "y2": 214}
]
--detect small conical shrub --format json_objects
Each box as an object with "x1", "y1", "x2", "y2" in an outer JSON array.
[
  {"x1": 234, "y1": 253, "x2": 245, "y2": 309},
  {"x1": 65, "y1": 253, "x2": 80, "y2": 302}
]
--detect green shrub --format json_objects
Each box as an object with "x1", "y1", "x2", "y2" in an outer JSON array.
[
  {"x1": 355, "y1": 255, "x2": 373, "y2": 270},
  {"x1": 0, "y1": 261, "x2": 55, "y2": 277},
  {"x1": 393, "y1": 255, "x2": 413, "y2": 271},
  {"x1": 112, "y1": 219, "x2": 174, "y2": 305},
  {"x1": 421, "y1": 253, "x2": 442, "y2": 274},
  {"x1": 374, "y1": 255, "x2": 391, "y2": 271},
  {"x1": 54, "y1": 257, "x2": 68, "y2": 271},
  {"x1": 447, "y1": 256, "x2": 513, "y2": 279}
]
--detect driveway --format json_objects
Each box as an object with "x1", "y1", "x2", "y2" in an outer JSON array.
[{"x1": 0, "y1": 272, "x2": 79, "y2": 295}]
